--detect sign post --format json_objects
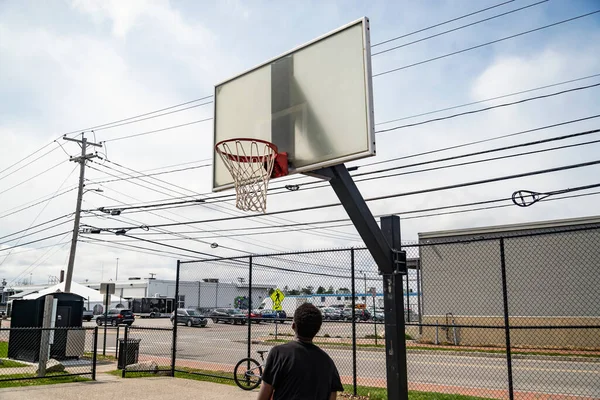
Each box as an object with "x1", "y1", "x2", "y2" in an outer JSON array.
[{"x1": 100, "y1": 283, "x2": 115, "y2": 356}]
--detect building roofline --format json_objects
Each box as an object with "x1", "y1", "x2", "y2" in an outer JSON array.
[{"x1": 418, "y1": 214, "x2": 600, "y2": 239}]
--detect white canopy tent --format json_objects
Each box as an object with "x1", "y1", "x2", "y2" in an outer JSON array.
[{"x1": 22, "y1": 281, "x2": 126, "y2": 314}]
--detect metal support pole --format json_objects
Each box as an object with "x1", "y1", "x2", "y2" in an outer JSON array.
[
  {"x1": 351, "y1": 249, "x2": 357, "y2": 396},
  {"x1": 247, "y1": 256, "x2": 253, "y2": 359},
  {"x1": 311, "y1": 165, "x2": 408, "y2": 400},
  {"x1": 103, "y1": 292, "x2": 108, "y2": 356},
  {"x1": 381, "y1": 216, "x2": 409, "y2": 400},
  {"x1": 92, "y1": 326, "x2": 98, "y2": 380},
  {"x1": 416, "y1": 259, "x2": 423, "y2": 334},
  {"x1": 37, "y1": 294, "x2": 54, "y2": 377},
  {"x1": 500, "y1": 239, "x2": 515, "y2": 400},
  {"x1": 406, "y1": 274, "x2": 410, "y2": 323},
  {"x1": 172, "y1": 260, "x2": 180, "y2": 377},
  {"x1": 121, "y1": 326, "x2": 128, "y2": 378},
  {"x1": 115, "y1": 326, "x2": 120, "y2": 358}
]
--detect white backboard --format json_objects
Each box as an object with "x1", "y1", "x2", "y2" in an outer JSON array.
[{"x1": 213, "y1": 17, "x2": 375, "y2": 191}]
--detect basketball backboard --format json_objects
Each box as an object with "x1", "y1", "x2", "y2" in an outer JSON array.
[{"x1": 212, "y1": 17, "x2": 375, "y2": 192}]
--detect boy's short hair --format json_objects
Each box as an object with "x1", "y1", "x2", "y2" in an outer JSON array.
[{"x1": 293, "y1": 303, "x2": 322, "y2": 338}]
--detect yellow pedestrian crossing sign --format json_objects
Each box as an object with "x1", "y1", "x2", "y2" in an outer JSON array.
[{"x1": 270, "y1": 288, "x2": 285, "y2": 311}]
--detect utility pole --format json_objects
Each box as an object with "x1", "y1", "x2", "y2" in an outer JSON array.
[
  {"x1": 63, "y1": 134, "x2": 102, "y2": 293},
  {"x1": 115, "y1": 258, "x2": 119, "y2": 281}
]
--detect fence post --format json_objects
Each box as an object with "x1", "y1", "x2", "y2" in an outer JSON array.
[
  {"x1": 115, "y1": 326, "x2": 120, "y2": 358},
  {"x1": 92, "y1": 326, "x2": 98, "y2": 380},
  {"x1": 405, "y1": 274, "x2": 410, "y2": 323},
  {"x1": 171, "y1": 260, "x2": 181, "y2": 377},
  {"x1": 37, "y1": 294, "x2": 54, "y2": 377},
  {"x1": 499, "y1": 238, "x2": 514, "y2": 400},
  {"x1": 247, "y1": 256, "x2": 253, "y2": 359},
  {"x1": 121, "y1": 325, "x2": 128, "y2": 378},
  {"x1": 351, "y1": 248, "x2": 357, "y2": 396}
]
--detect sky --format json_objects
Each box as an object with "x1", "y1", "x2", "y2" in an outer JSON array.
[{"x1": 1, "y1": 0, "x2": 599, "y2": 291}]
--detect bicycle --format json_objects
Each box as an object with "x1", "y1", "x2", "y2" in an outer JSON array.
[{"x1": 234, "y1": 350, "x2": 268, "y2": 390}]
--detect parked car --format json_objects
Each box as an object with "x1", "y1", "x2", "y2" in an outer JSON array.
[
  {"x1": 96, "y1": 308, "x2": 135, "y2": 326},
  {"x1": 371, "y1": 310, "x2": 385, "y2": 322},
  {"x1": 209, "y1": 308, "x2": 247, "y2": 325},
  {"x1": 355, "y1": 308, "x2": 371, "y2": 321},
  {"x1": 321, "y1": 307, "x2": 343, "y2": 321},
  {"x1": 171, "y1": 308, "x2": 208, "y2": 327},
  {"x1": 275, "y1": 310, "x2": 287, "y2": 322},
  {"x1": 247, "y1": 310, "x2": 262, "y2": 323},
  {"x1": 259, "y1": 309, "x2": 277, "y2": 322},
  {"x1": 82, "y1": 308, "x2": 94, "y2": 322}
]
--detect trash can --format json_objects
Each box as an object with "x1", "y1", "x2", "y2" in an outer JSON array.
[{"x1": 117, "y1": 338, "x2": 141, "y2": 369}]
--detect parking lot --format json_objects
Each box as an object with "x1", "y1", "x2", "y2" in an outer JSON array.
[{"x1": 84, "y1": 318, "x2": 600, "y2": 398}]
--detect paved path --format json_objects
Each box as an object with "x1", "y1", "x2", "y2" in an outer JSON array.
[{"x1": 0, "y1": 375, "x2": 258, "y2": 400}]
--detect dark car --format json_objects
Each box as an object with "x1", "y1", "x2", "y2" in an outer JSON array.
[
  {"x1": 321, "y1": 307, "x2": 342, "y2": 321},
  {"x1": 275, "y1": 310, "x2": 287, "y2": 322},
  {"x1": 210, "y1": 308, "x2": 247, "y2": 325},
  {"x1": 259, "y1": 309, "x2": 277, "y2": 322},
  {"x1": 96, "y1": 308, "x2": 135, "y2": 326},
  {"x1": 340, "y1": 308, "x2": 371, "y2": 321},
  {"x1": 171, "y1": 308, "x2": 208, "y2": 327},
  {"x1": 82, "y1": 308, "x2": 94, "y2": 322},
  {"x1": 355, "y1": 308, "x2": 371, "y2": 321},
  {"x1": 247, "y1": 310, "x2": 262, "y2": 323}
]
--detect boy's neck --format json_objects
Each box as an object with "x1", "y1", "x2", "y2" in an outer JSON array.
[{"x1": 295, "y1": 334, "x2": 313, "y2": 343}]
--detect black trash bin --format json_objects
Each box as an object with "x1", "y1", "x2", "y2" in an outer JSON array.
[{"x1": 117, "y1": 338, "x2": 141, "y2": 369}]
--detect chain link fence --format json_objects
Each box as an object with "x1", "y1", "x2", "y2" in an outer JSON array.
[
  {"x1": 0, "y1": 327, "x2": 98, "y2": 383},
  {"x1": 167, "y1": 226, "x2": 600, "y2": 399}
]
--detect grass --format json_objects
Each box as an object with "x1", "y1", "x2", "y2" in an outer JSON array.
[
  {"x1": 0, "y1": 359, "x2": 28, "y2": 368},
  {"x1": 0, "y1": 372, "x2": 90, "y2": 388},
  {"x1": 84, "y1": 352, "x2": 117, "y2": 362},
  {"x1": 0, "y1": 342, "x2": 28, "y2": 368},
  {"x1": 109, "y1": 368, "x2": 493, "y2": 399}
]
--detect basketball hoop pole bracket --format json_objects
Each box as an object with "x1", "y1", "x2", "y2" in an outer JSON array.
[{"x1": 307, "y1": 163, "x2": 409, "y2": 400}]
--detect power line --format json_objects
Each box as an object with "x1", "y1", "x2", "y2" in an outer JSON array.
[
  {"x1": 372, "y1": 0, "x2": 548, "y2": 56},
  {"x1": 375, "y1": 73, "x2": 600, "y2": 126},
  {"x1": 0, "y1": 160, "x2": 66, "y2": 198},
  {"x1": 62, "y1": 95, "x2": 214, "y2": 136},
  {"x1": 0, "y1": 145, "x2": 60, "y2": 183},
  {"x1": 375, "y1": 82, "x2": 600, "y2": 133},
  {"x1": 99, "y1": 158, "x2": 600, "y2": 230},
  {"x1": 371, "y1": 0, "x2": 515, "y2": 47},
  {"x1": 0, "y1": 165, "x2": 78, "y2": 266},
  {"x1": 373, "y1": 9, "x2": 600, "y2": 77},
  {"x1": 0, "y1": 218, "x2": 74, "y2": 245},
  {"x1": 0, "y1": 231, "x2": 72, "y2": 253},
  {"x1": 87, "y1": 163, "x2": 210, "y2": 185},
  {"x1": 0, "y1": 187, "x2": 77, "y2": 220},
  {"x1": 0, "y1": 141, "x2": 55, "y2": 179},
  {"x1": 364, "y1": 114, "x2": 600, "y2": 168},
  {"x1": 108, "y1": 186, "x2": 600, "y2": 240},
  {"x1": 92, "y1": 101, "x2": 213, "y2": 134},
  {"x1": 0, "y1": 214, "x2": 73, "y2": 241},
  {"x1": 98, "y1": 158, "x2": 359, "y2": 242},
  {"x1": 101, "y1": 117, "x2": 213, "y2": 143}
]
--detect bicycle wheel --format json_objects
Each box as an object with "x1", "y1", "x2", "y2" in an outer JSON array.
[{"x1": 234, "y1": 357, "x2": 263, "y2": 390}]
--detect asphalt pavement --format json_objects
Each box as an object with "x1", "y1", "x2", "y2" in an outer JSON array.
[{"x1": 84, "y1": 318, "x2": 600, "y2": 399}]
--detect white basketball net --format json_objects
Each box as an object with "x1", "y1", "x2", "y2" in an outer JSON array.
[{"x1": 216, "y1": 140, "x2": 277, "y2": 213}]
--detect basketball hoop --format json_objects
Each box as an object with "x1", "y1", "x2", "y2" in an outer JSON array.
[{"x1": 215, "y1": 138, "x2": 286, "y2": 213}]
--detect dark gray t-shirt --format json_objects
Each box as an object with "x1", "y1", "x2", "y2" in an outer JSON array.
[{"x1": 262, "y1": 340, "x2": 344, "y2": 400}]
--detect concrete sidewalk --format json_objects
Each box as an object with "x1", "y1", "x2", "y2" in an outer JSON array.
[{"x1": 0, "y1": 374, "x2": 258, "y2": 400}]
